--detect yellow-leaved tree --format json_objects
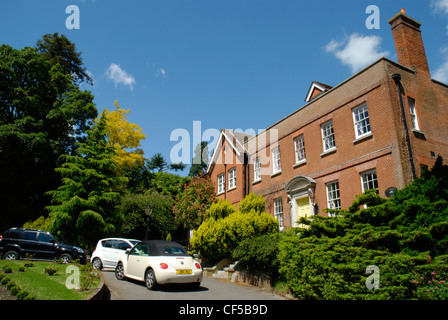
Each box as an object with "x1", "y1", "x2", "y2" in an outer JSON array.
[{"x1": 102, "y1": 101, "x2": 146, "y2": 171}]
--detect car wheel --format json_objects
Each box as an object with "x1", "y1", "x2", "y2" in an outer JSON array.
[
  {"x1": 115, "y1": 262, "x2": 125, "y2": 280},
  {"x1": 145, "y1": 268, "x2": 158, "y2": 290},
  {"x1": 92, "y1": 257, "x2": 103, "y2": 270},
  {"x1": 59, "y1": 253, "x2": 73, "y2": 264},
  {"x1": 3, "y1": 251, "x2": 19, "y2": 260}
]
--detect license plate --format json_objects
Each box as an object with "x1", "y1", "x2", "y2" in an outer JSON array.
[{"x1": 177, "y1": 269, "x2": 192, "y2": 275}]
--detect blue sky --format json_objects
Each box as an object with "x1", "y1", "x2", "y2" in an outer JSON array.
[{"x1": 2, "y1": 1, "x2": 448, "y2": 175}]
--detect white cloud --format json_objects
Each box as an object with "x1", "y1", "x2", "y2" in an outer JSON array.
[
  {"x1": 325, "y1": 33, "x2": 390, "y2": 74},
  {"x1": 156, "y1": 67, "x2": 167, "y2": 79},
  {"x1": 431, "y1": 0, "x2": 448, "y2": 14},
  {"x1": 433, "y1": 48, "x2": 448, "y2": 83},
  {"x1": 105, "y1": 63, "x2": 136, "y2": 89}
]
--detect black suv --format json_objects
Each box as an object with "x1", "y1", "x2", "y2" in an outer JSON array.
[{"x1": 0, "y1": 228, "x2": 86, "y2": 264}]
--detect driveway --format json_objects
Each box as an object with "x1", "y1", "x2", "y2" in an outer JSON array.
[{"x1": 101, "y1": 269, "x2": 286, "y2": 300}]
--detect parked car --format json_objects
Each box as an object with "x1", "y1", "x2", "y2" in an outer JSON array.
[
  {"x1": 115, "y1": 240, "x2": 202, "y2": 290},
  {"x1": 0, "y1": 227, "x2": 86, "y2": 263},
  {"x1": 91, "y1": 238, "x2": 140, "y2": 270}
]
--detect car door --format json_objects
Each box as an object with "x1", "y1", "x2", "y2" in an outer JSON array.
[
  {"x1": 19, "y1": 231, "x2": 40, "y2": 258},
  {"x1": 127, "y1": 243, "x2": 150, "y2": 280},
  {"x1": 112, "y1": 240, "x2": 132, "y2": 267},
  {"x1": 101, "y1": 240, "x2": 117, "y2": 268},
  {"x1": 36, "y1": 232, "x2": 57, "y2": 260}
]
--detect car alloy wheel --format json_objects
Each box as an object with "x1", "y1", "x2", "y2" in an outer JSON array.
[
  {"x1": 4, "y1": 251, "x2": 19, "y2": 260},
  {"x1": 59, "y1": 254, "x2": 73, "y2": 264},
  {"x1": 92, "y1": 257, "x2": 103, "y2": 270},
  {"x1": 145, "y1": 269, "x2": 157, "y2": 290},
  {"x1": 115, "y1": 262, "x2": 125, "y2": 280}
]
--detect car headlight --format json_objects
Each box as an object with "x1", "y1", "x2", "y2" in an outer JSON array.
[{"x1": 74, "y1": 247, "x2": 84, "y2": 253}]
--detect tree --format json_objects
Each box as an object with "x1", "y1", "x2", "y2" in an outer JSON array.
[
  {"x1": 46, "y1": 112, "x2": 127, "y2": 248},
  {"x1": 189, "y1": 141, "x2": 209, "y2": 177},
  {"x1": 119, "y1": 191, "x2": 179, "y2": 240},
  {"x1": 173, "y1": 176, "x2": 217, "y2": 230},
  {"x1": 147, "y1": 153, "x2": 186, "y2": 173},
  {"x1": 147, "y1": 153, "x2": 168, "y2": 172},
  {"x1": 36, "y1": 32, "x2": 93, "y2": 85},
  {"x1": 0, "y1": 38, "x2": 97, "y2": 232},
  {"x1": 102, "y1": 100, "x2": 146, "y2": 171}
]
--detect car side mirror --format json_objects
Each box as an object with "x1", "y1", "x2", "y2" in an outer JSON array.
[{"x1": 50, "y1": 239, "x2": 56, "y2": 245}]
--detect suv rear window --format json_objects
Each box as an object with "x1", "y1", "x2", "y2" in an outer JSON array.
[
  {"x1": 21, "y1": 231, "x2": 37, "y2": 241},
  {"x1": 3, "y1": 229, "x2": 23, "y2": 239}
]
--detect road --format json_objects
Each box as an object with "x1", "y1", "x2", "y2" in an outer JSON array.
[{"x1": 101, "y1": 269, "x2": 286, "y2": 300}]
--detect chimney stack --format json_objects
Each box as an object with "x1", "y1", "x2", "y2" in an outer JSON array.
[{"x1": 388, "y1": 9, "x2": 430, "y2": 75}]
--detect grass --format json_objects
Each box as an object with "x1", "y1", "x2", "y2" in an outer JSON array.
[{"x1": 0, "y1": 260, "x2": 101, "y2": 300}]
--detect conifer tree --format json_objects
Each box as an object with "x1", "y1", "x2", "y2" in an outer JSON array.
[{"x1": 46, "y1": 112, "x2": 127, "y2": 248}]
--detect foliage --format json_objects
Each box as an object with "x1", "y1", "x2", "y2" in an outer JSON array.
[
  {"x1": 173, "y1": 175, "x2": 217, "y2": 230},
  {"x1": 46, "y1": 112, "x2": 127, "y2": 249},
  {"x1": 207, "y1": 199, "x2": 236, "y2": 220},
  {"x1": 119, "y1": 190, "x2": 179, "y2": 240},
  {"x1": 238, "y1": 192, "x2": 266, "y2": 214},
  {"x1": 233, "y1": 233, "x2": 281, "y2": 278},
  {"x1": 0, "y1": 34, "x2": 97, "y2": 232},
  {"x1": 102, "y1": 101, "x2": 146, "y2": 171},
  {"x1": 147, "y1": 153, "x2": 185, "y2": 173},
  {"x1": 36, "y1": 32, "x2": 93, "y2": 85},
  {"x1": 189, "y1": 141, "x2": 209, "y2": 177},
  {"x1": 23, "y1": 216, "x2": 52, "y2": 231},
  {"x1": 277, "y1": 157, "x2": 448, "y2": 300},
  {"x1": 191, "y1": 194, "x2": 279, "y2": 262}
]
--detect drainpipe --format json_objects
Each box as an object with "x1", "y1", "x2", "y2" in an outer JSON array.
[
  {"x1": 392, "y1": 74, "x2": 417, "y2": 180},
  {"x1": 243, "y1": 152, "x2": 249, "y2": 197}
]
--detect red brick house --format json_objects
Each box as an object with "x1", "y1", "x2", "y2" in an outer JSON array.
[{"x1": 205, "y1": 10, "x2": 448, "y2": 230}]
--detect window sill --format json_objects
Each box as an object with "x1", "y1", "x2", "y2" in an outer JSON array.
[
  {"x1": 320, "y1": 147, "x2": 337, "y2": 157},
  {"x1": 217, "y1": 191, "x2": 225, "y2": 196},
  {"x1": 227, "y1": 186, "x2": 236, "y2": 192},
  {"x1": 271, "y1": 170, "x2": 282, "y2": 178},
  {"x1": 252, "y1": 179, "x2": 262, "y2": 185},
  {"x1": 353, "y1": 132, "x2": 373, "y2": 144},
  {"x1": 293, "y1": 159, "x2": 307, "y2": 168}
]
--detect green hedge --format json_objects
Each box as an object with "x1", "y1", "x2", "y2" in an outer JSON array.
[{"x1": 191, "y1": 195, "x2": 279, "y2": 262}]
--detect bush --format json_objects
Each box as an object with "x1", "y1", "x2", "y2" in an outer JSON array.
[
  {"x1": 233, "y1": 233, "x2": 281, "y2": 278},
  {"x1": 191, "y1": 194, "x2": 279, "y2": 262},
  {"x1": 44, "y1": 265, "x2": 57, "y2": 276},
  {"x1": 2, "y1": 265, "x2": 12, "y2": 273},
  {"x1": 277, "y1": 158, "x2": 448, "y2": 300}
]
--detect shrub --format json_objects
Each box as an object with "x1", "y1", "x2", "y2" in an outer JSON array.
[
  {"x1": 1, "y1": 276, "x2": 10, "y2": 285},
  {"x1": 44, "y1": 265, "x2": 57, "y2": 276},
  {"x1": 277, "y1": 158, "x2": 448, "y2": 300},
  {"x1": 2, "y1": 265, "x2": 12, "y2": 273},
  {"x1": 233, "y1": 233, "x2": 281, "y2": 278},
  {"x1": 191, "y1": 194, "x2": 279, "y2": 262},
  {"x1": 10, "y1": 286, "x2": 20, "y2": 296}
]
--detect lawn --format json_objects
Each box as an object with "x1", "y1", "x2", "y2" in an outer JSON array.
[{"x1": 0, "y1": 260, "x2": 101, "y2": 300}]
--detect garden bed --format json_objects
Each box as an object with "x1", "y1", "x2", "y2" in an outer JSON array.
[{"x1": 0, "y1": 260, "x2": 101, "y2": 300}]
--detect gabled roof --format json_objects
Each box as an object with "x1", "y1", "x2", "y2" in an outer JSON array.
[
  {"x1": 305, "y1": 81, "x2": 333, "y2": 102},
  {"x1": 206, "y1": 129, "x2": 253, "y2": 174}
]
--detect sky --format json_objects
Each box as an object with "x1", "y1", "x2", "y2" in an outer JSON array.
[{"x1": 1, "y1": 0, "x2": 448, "y2": 175}]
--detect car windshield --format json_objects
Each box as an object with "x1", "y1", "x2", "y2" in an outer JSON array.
[
  {"x1": 162, "y1": 246, "x2": 188, "y2": 256},
  {"x1": 130, "y1": 240, "x2": 140, "y2": 246}
]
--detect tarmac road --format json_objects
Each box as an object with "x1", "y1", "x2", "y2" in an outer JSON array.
[{"x1": 101, "y1": 269, "x2": 286, "y2": 300}]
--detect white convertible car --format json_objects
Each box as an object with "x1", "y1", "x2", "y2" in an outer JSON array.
[{"x1": 115, "y1": 240, "x2": 202, "y2": 290}]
